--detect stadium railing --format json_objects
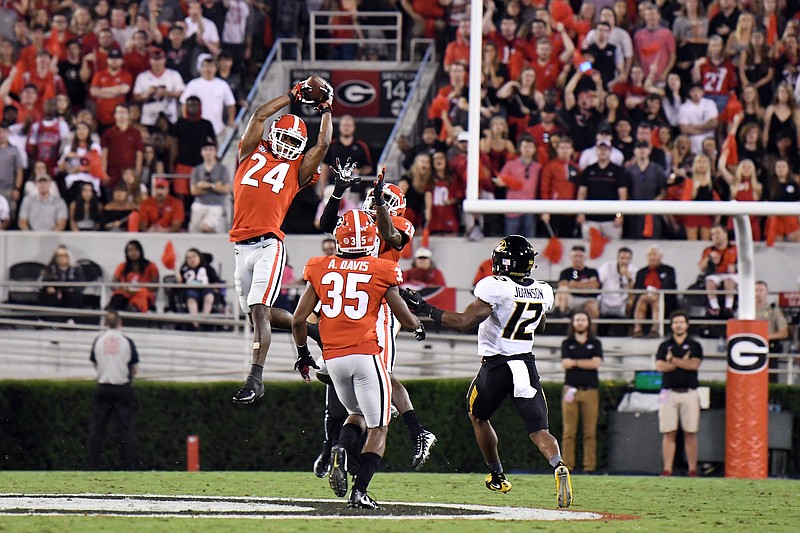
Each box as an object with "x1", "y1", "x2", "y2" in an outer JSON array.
[
  {"x1": 308, "y1": 11, "x2": 403, "y2": 61},
  {"x1": 1, "y1": 280, "x2": 796, "y2": 384}
]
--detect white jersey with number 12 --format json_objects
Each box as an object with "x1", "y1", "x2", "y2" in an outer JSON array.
[{"x1": 473, "y1": 276, "x2": 555, "y2": 357}]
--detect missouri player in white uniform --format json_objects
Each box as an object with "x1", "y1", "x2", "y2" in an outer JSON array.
[
  {"x1": 402, "y1": 235, "x2": 573, "y2": 509},
  {"x1": 311, "y1": 161, "x2": 436, "y2": 474}
]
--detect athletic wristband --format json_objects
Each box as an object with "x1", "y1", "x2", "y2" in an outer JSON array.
[
  {"x1": 287, "y1": 90, "x2": 296, "y2": 102},
  {"x1": 321, "y1": 106, "x2": 332, "y2": 114},
  {"x1": 429, "y1": 307, "x2": 444, "y2": 325}
]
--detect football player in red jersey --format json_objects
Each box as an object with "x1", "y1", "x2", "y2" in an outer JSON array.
[
  {"x1": 231, "y1": 77, "x2": 333, "y2": 405},
  {"x1": 312, "y1": 162, "x2": 437, "y2": 472},
  {"x1": 293, "y1": 209, "x2": 425, "y2": 509}
]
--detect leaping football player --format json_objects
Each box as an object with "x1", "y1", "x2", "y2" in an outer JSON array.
[
  {"x1": 230, "y1": 77, "x2": 333, "y2": 404},
  {"x1": 311, "y1": 161, "x2": 438, "y2": 473},
  {"x1": 401, "y1": 235, "x2": 574, "y2": 509},
  {"x1": 292, "y1": 209, "x2": 426, "y2": 509}
]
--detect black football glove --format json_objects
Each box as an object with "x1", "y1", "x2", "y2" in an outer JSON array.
[
  {"x1": 331, "y1": 157, "x2": 360, "y2": 197},
  {"x1": 413, "y1": 323, "x2": 426, "y2": 341},
  {"x1": 294, "y1": 344, "x2": 319, "y2": 382},
  {"x1": 400, "y1": 288, "x2": 433, "y2": 315},
  {"x1": 313, "y1": 81, "x2": 334, "y2": 111},
  {"x1": 373, "y1": 166, "x2": 387, "y2": 206}
]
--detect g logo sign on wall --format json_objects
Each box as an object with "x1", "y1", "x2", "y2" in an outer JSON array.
[
  {"x1": 727, "y1": 334, "x2": 769, "y2": 374},
  {"x1": 336, "y1": 81, "x2": 377, "y2": 107}
]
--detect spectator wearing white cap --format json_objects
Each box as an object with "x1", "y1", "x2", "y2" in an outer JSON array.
[
  {"x1": 402, "y1": 248, "x2": 447, "y2": 289},
  {"x1": 179, "y1": 55, "x2": 235, "y2": 135}
]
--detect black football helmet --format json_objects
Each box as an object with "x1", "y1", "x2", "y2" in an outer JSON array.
[{"x1": 492, "y1": 235, "x2": 537, "y2": 278}]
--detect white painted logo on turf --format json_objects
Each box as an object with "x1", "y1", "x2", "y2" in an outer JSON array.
[{"x1": 0, "y1": 494, "x2": 603, "y2": 521}]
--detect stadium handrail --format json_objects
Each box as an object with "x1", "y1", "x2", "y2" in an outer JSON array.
[
  {"x1": 218, "y1": 39, "x2": 301, "y2": 160},
  {"x1": 376, "y1": 39, "x2": 436, "y2": 178},
  {"x1": 309, "y1": 11, "x2": 403, "y2": 61}
]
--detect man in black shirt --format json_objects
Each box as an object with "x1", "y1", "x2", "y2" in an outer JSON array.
[
  {"x1": 321, "y1": 115, "x2": 373, "y2": 198},
  {"x1": 561, "y1": 311, "x2": 603, "y2": 473},
  {"x1": 556, "y1": 245, "x2": 600, "y2": 324},
  {"x1": 576, "y1": 139, "x2": 629, "y2": 240},
  {"x1": 582, "y1": 22, "x2": 622, "y2": 89},
  {"x1": 655, "y1": 311, "x2": 703, "y2": 477}
]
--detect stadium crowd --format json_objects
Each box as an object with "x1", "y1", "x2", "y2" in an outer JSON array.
[{"x1": 399, "y1": 0, "x2": 800, "y2": 245}]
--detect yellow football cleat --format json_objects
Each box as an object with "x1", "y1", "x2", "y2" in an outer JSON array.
[
  {"x1": 555, "y1": 464, "x2": 573, "y2": 508},
  {"x1": 485, "y1": 472, "x2": 512, "y2": 493}
]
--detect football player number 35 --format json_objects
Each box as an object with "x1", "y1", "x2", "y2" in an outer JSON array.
[
  {"x1": 240, "y1": 154, "x2": 289, "y2": 193},
  {"x1": 320, "y1": 271, "x2": 373, "y2": 320},
  {"x1": 502, "y1": 302, "x2": 543, "y2": 340}
]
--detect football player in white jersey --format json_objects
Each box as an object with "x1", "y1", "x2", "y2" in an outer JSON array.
[{"x1": 401, "y1": 235, "x2": 573, "y2": 509}]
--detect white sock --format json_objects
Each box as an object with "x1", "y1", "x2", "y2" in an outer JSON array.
[
  {"x1": 709, "y1": 299, "x2": 720, "y2": 309},
  {"x1": 725, "y1": 297, "x2": 734, "y2": 309}
]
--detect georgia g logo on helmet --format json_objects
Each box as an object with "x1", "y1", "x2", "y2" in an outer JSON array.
[
  {"x1": 492, "y1": 235, "x2": 537, "y2": 278},
  {"x1": 268, "y1": 114, "x2": 308, "y2": 160}
]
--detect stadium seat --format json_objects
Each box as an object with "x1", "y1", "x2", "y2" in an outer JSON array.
[
  {"x1": 6, "y1": 262, "x2": 46, "y2": 305},
  {"x1": 77, "y1": 259, "x2": 104, "y2": 310}
]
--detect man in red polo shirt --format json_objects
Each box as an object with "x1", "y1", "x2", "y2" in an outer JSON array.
[
  {"x1": 90, "y1": 48, "x2": 132, "y2": 131},
  {"x1": 138, "y1": 177, "x2": 185, "y2": 232},
  {"x1": 101, "y1": 104, "x2": 143, "y2": 190}
]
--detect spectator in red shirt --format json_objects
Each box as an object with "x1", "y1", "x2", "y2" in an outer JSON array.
[
  {"x1": 691, "y1": 35, "x2": 737, "y2": 112},
  {"x1": 525, "y1": 102, "x2": 563, "y2": 162},
  {"x1": 484, "y1": 12, "x2": 530, "y2": 81},
  {"x1": 424, "y1": 150, "x2": 462, "y2": 236},
  {"x1": 402, "y1": 247, "x2": 447, "y2": 288},
  {"x1": 401, "y1": 0, "x2": 446, "y2": 40},
  {"x1": 444, "y1": 19, "x2": 470, "y2": 72},
  {"x1": 540, "y1": 137, "x2": 580, "y2": 238},
  {"x1": 123, "y1": 31, "x2": 151, "y2": 79},
  {"x1": 46, "y1": 13, "x2": 74, "y2": 61},
  {"x1": 6, "y1": 84, "x2": 43, "y2": 126},
  {"x1": 15, "y1": 24, "x2": 47, "y2": 74},
  {"x1": 138, "y1": 177, "x2": 184, "y2": 232},
  {"x1": 90, "y1": 48, "x2": 132, "y2": 130},
  {"x1": 108, "y1": 239, "x2": 160, "y2": 313},
  {"x1": 473, "y1": 258, "x2": 493, "y2": 287},
  {"x1": 9, "y1": 51, "x2": 65, "y2": 109},
  {"x1": 531, "y1": 37, "x2": 568, "y2": 93},
  {"x1": 102, "y1": 104, "x2": 143, "y2": 190}
]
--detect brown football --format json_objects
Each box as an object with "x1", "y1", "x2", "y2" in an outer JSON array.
[{"x1": 303, "y1": 75, "x2": 330, "y2": 103}]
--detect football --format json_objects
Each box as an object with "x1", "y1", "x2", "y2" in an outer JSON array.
[{"x1": 301, "y1": 75, "x2": 332, "y2": 106}]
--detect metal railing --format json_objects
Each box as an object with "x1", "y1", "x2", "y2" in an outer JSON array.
[
  {"x1": 218, "y1": 38, "x2": 302, "y2": 160},
  {"x1": 309, "y1": 11, "x2": 403, "y2": 62},
  {"x1": 377, "y1": 39, "x2": 437, "y2": 182}
]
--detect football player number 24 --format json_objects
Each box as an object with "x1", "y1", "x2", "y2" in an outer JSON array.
[
  {"x1": 240, "y1": 154, "x2": 289, "y2": 193},
  {"x1": 320, "y1": 271, "x2": 373, "y2": 320},
  {"x1": 502, "y1": 302, "x2": 543, "y2": 340}
]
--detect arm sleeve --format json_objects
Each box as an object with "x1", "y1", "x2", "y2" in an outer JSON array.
[
  {"x1": 655, "y1": 341, "x2": 668, "y2": 361},
  {"x1": 594, "y1": 338, "x2": 604, "y2": 359},
  {"x1": 318, "y1": 194, "x2": 342, "y2": 234},
  {"x1": 128, "y1": 337, "x2": 139, "y2": 365}
]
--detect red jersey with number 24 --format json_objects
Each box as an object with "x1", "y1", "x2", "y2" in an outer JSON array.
[
  {"x1": 376, "y1": 215, "x2": 415, "y2": 262},
  {"x1": 229, "y1": 140, "x2": 318, "y2": 242},
  {"x1": 303, "y1": 255, "x2": 403, "y2": 360}
]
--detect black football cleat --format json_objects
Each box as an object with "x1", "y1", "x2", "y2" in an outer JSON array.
[
  {"x1": 232, "y1": 376, "x2": 264, "y2": 404},
  {"x1": 329, "y1": 445, "x2": 348, "y2": 497},
  {"x1": 348, "y1": 488, "x2": 380, "y2": 509},
  {"x1": 313, "y1": 443, "x2": 331, "y2": 478},
  {"x1": 411, "y1": 429, "x2": 437, "y2": 470}
]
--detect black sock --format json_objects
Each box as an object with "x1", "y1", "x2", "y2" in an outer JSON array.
[
  {"x1": 250, "y1": 364, "x2": 263, "y2": 381},
  {"x1": 338, "y1": 423, "x2": 362, "y2": 451},
  {"x1": 306, "y1": 322, "x2": 323, "y2": 350},
  {"x1": 488, "y1": 461, "x2": 503, "y2": 474},
  {"x1": 354, "y1": 452, "x2": 382, "y2": 492},
  {"x1": 402, "y1": 410, "x2": 423, "y2": 438}
]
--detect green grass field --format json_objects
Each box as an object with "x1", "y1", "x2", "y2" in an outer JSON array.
[{"x1": 0, "y1": 471, "x2": 797, "y2": 532}]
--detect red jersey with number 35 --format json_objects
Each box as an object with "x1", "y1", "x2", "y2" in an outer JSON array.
[
  {"x1": 303, "y1": 254, "x2": 403, "y2": 360},
  {"x1": 376, "y1": 215, "x2": 415, "y2": 262},
  {"x1": 229, "y1": 140, "x2": 318, "y2": 242}
]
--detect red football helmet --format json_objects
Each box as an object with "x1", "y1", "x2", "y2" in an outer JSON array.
[
  {"x1": 335, "y1": 209, "x2": 377, "y2": 255},
  {"x1": 268, "y1": 114, "x2": 308, "y2": 160},
  {"x1": 363, "y1": 183, "x2": 407, "y2": 217}
]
